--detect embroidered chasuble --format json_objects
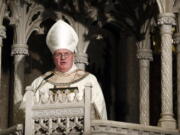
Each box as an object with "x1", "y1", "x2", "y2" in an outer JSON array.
[{"x1": 23, "y1": 66, "x2": 107, "y2": 120}]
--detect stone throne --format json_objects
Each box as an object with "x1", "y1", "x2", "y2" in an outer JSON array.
[{"x1": 25, "y1": 83, "x2": 92, "y2": 135}]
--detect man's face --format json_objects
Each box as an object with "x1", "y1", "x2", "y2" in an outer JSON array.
[{"x1": 53, "y1": 49, "x2": 74, "y2": 72}]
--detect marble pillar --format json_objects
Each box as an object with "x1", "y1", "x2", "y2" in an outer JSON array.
[
  {"x1": 11, "y1": 43, "x2": 28, "y2": 124},
  {"x1": 137, "y1": 42, "x2": 153, "y2": 125},
  {"x1": 158, "y1": 13, "x2": 176, "y2": 129},
  {"x1": 75, "y1": 52, "x2": 88, "y2": 70}
]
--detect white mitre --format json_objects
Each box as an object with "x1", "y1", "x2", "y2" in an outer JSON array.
[{"x1": 46, "y1": 20, "x2": 78, "y2": 53}]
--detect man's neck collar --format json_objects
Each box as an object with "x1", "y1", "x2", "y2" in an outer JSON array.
[{"x1": 54, "y1": 64, "x2": 77, "y2": 74}]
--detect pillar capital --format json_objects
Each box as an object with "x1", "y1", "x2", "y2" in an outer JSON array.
[
  {"x1": 158, "y1": 13, "x2": 176, "y2": 26},
  {"x1": 75, "y1": 52, "x2": 88, "y2": 65},
  {"x1": 137, "y1": 48, "x2": 153, "y2": 61},
  {"x1": 11, "y1": 43, "x2": 29, "y2": 56},
  {"x1": 75, "y1": 52, "x2": 88, "y2": 70}
]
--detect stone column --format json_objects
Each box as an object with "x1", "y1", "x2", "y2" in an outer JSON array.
[
  {"x1": 7, "y1": 0, "x2": 44, "y2": 124},
  {"x1": 73, "y1": 22, "x2": 89, "y2": 70},
  {"x1": 75, "y1": 52, "x2": 88, "y2": 70},
  {"x1": 11, "y1": 43, "x2": 28, "y2": 124},
  {"x1": 158, "y1": 13, "x2": 176, "y2": 129},
  {"x1": 137, "y1": 42, "x2": 153, "y2": 125},
  {"x1": 174, "y1": 32, "x2": 180, "y2": 130}
]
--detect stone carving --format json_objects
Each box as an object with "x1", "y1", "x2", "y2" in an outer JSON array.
[
  {"x1": 137, "y1": 49, "x2": 153, "y2": 60},
  {"x1": 7, "y1": 0, "x2": 45, "y2": 123},
  {"x1": 158, "y1": 15, "x2": 176, "y2": 25},
  {"x1": 33, "y1": 117, "x2": 84, "y2": 134},
  {"x1": 136, "y1": 26, "x2": 153, "y2": 125},
  {"x1": 139, "y1": 60, "x2": 150, "y2": 125},
  {"x1": 35, "y1": 87, "x2": 83, "y2": 104},
  {"x1": 158, "y1": 13, "x2": 176, "y2": 128},
  {"x1": 11, "y1": 44, "x2": 29, "y2": 56},
  {"x1": 25, "y1": 86, "x2": 92, "y2": 135},
  {"x1": 8, "y1": 0, "x2": 45, "y2": 56},
  {"x1": 91, "y1": 120, "x2": 179, "y2": 135},
  {"x1": 33, "y1": 108, "x2": 84, "y2": 118}
]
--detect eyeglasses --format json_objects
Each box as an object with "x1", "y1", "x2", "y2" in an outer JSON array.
[{"x1": 54, "y1": 52, "x2": 73, "y2": 59}]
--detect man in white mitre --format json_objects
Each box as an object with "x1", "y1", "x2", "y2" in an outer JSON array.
[{"x1": 23, "y1": 20, "x2": 107, "y2": 120}]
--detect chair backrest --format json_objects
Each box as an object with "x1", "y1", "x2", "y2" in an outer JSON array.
[{"x1": 25, "y1": 83, "x2": 92, "y2": 135}]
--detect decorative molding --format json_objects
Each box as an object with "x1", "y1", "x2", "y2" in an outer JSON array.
[
  {"x1": 158, "y1": 13, "x2": 176, "y2": 25},
  {"x1": 34, "y1": 117, "x2": 84, "y2": 134},
  {"x1": 137, "y1": 49, "x2": 153, "y2": 60},
  {"x1": 91, "y1": 120, "x2": 179, "y2": 135},
  {"x1": 35, "y1": 88, "x2": 84, "y2": 104},
  {"x1": 25, "y1": 84, "x2": 92, "y2": 135},
  {"x1": 11, "y1": 44, "x2": 28, "y2": 56},
  {"x1": 33, "y1": 108, "x2": 84, "y2": 118},
  {"x1": 8, "y1": 0, "x2": 45, "y2": 44}
]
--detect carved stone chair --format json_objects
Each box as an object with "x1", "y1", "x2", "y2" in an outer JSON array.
[{"x1": 25, "y1": 83, "x2": 92, "y2": 135}]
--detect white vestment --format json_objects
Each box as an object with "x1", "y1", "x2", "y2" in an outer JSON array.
[{"x1": 23, "y1": 64, "x2": 107, "y2": 120}]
